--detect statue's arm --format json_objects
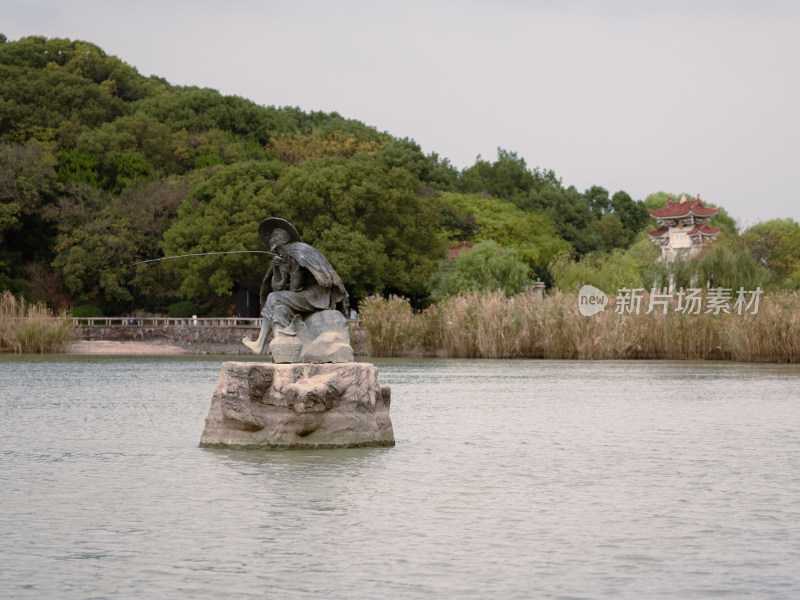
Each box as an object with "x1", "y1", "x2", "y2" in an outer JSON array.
[
  {"x1": 273, "y1": 258, "x2": 292, "y2": 291},
  {"x1": 260, "y1": 260, "x2": 287, "y2": 307},
  {"x1": 289, "y1": 259, "x2": 304, "y2": 292},
  {"x1": 259, "y1": 267, "x2": 271, "y2": 308}
]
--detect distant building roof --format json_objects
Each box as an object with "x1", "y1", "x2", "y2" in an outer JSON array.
[
  {"x1": 447, "y1": 241, "x2": 473, "y2": 259},
  {"x1": 687, "y1": 223, "x2": 722, "y2": 236},
  {"x1": 649, "y1": 195, "x2": 719, "y2": 219},
  {"x1": 646, "y1": 226, "x2": 669, "y2": 238}
]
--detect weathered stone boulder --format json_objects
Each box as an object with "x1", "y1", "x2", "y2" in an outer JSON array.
[
  {"x1": 299, "y1": 310, "x2": 353, "y2": 363},
  {"x1": 199, "y1": 361, "x2": 394, "y2": 449},
  {"x1": 268, "y1": 310, "x2": 354, "y2": 363}
]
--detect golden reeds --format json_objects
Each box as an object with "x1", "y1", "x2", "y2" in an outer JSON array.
[
  {"x1": 359, "y1": 290, "x2": 800, "y2": 362},
  {"x1": 359, "y1": 295, "x2": 422, "y2": 357},
  {"x1": 0, "y1": 291, "x2": 74, "y2": 353}
]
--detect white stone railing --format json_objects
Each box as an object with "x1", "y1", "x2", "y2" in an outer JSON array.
[{"x1": 70, "y1": 317, "x2": 262, "y2": 328}]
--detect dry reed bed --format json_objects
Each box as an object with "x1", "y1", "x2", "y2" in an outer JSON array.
[
  {"x1": 359, "y1": 291, "x2": 800, "y2": 362},
  {"x1": 0, "y1": 291, "x2": 74, "y2": 353}
]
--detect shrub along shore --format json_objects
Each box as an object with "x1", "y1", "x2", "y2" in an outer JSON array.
[
  {"x1": 0, "y1": 291, "x2": 73, "y2": 353},
  {"x1": 358, "y1": 291, "x2": 800, "y2": 362}
]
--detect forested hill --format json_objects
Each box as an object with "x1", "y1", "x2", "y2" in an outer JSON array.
[{"x1": 3, "y1": 34, "x2": 781, "y2": 317}]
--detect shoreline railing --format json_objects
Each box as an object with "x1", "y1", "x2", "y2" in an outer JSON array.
[{"x1": 70, "y1": 317, "x2": 263, "y2": 328}]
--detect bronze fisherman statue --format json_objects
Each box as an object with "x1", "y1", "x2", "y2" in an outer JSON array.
[{"x1": 242, "y1": 217, "x2": 348, "y2": 354}]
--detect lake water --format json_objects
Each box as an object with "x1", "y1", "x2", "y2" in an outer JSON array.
[{"x1": 1, "y1": 355, "x2": 799, "y2": 599}]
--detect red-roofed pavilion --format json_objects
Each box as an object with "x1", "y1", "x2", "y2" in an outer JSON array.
[{"x1": 647, "y1": 195, "x2": 721, "y2": 259}]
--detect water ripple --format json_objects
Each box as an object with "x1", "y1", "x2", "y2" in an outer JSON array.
[{"x1": 1, "y1": 356, "x2": 799, "y2": 599}]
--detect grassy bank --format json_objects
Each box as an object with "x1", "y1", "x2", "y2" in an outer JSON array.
[
  {"x1": 359, "y1": 291, "x2": 800, "y2": 362},
  {"x1": 0, "y1": 291, "x2": 74, "y2": 353}
]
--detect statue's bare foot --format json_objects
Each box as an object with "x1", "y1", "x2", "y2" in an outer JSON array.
[{"x1": 242, "y1": 337, "x2": 261, "y2": 354}]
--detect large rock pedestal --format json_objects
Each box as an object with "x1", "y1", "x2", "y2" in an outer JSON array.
[{"x1": 200, "y1": 362, "x2": 394, "y2": 449}]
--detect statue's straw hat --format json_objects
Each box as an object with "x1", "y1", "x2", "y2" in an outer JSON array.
[{"x1": 258, "y1": 217, "x2": 301, "y2": 247}]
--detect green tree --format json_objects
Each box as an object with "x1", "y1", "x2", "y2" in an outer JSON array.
[
  {"x1": 461, "y1": 148, "x2": 559, "y2": 205},
  {"x1": 274, "y1": 155, "x2": 446, "y2": 299},
  {"x1": 160, "y1": 161, "x2": 288, "y2": 311},
  {"x1": 57, "y1": 148, "x2": 101, "y2": 186},
  {"x1": 438, "y1": 192, "x2": 568, "y2": 276},
  {"x1": 0, "y1": 36, "x2": 156, "y2": 140},
  {"x1": 741, "y1": 218, "x2": 800, "y2": 288},
  {"x1": 135, "y1": 88, "x2": 297, "y2": 144},
  {"x1": 528, "y1": 186, "x2": 599, "y2": 256},
  {"x1": 697, "y1": 244, "x2": 768, "y2": 292},
  {"x1": 74, "y1": 113, "x2": 174, "y2": 191},
  {"x1": 609, "y1": 190, "x2": 650, "y2": 246},
  {"x1": 171, "y1": 128, "x2": 250, "y2": 171},
  {"x1": 314, "y1": 224, "x2": 389, "y2": 301},
  {"x1": 161, "y1": 155, "x2": 445, "y2": 308},
  {"x1": 584, "y1": 185, "x2": 610, "y2": 218},
  {"x1": 0, "y1": 141, "x2": 59, "y2": 243},
  {"x1": 51, "y1": 176, "x2": 193, "y2": 312},
  {"x1": 550, "y1": 250, "x2": 643, "y2": 293},
  {"x1": 373, "y1": 138, "x2": 458, "y2": 191},
  {"x1": 429, "y1": 240, "x2": 530, "y2": 300},
  {"x1": 0, "y1": 141, "x2": 60, "y2": 295},
  {"x1": 626, "y1": 235, "x2": 667, "y2": 289},
  {"x1": 594, "y1": 213, "x2": 627, "y2": 251}
]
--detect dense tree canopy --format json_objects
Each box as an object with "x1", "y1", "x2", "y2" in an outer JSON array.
[
  {"x1": 1, "y1": 34, "x2": 792, "y2": 314},
  {"x1": 274, "y1": 155, "x2": 446, "y2": 299}
]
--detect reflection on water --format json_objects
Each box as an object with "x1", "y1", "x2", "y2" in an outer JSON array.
[{"x1": 1, "y1": 355, "x2": 800, "y2": 599}]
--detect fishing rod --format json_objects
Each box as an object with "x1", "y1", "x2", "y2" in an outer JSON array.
[
  {"x1": 134, "y1": 250, "x2": 276, "y2": 265},
  {"x1": 127, "y1": 250, "x2": 276, "y2": 430},
  {"x1": 131, "y1": 362, "x2": 157, "y2": 431}
]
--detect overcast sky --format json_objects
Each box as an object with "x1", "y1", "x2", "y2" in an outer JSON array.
[{"x1": 3, "y1": 0, "x2": 799, "y2": 227}]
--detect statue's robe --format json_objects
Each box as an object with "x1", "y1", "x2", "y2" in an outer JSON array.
[{"x1": 260, "y1": 242, "x2": 347, "y2": 327}]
